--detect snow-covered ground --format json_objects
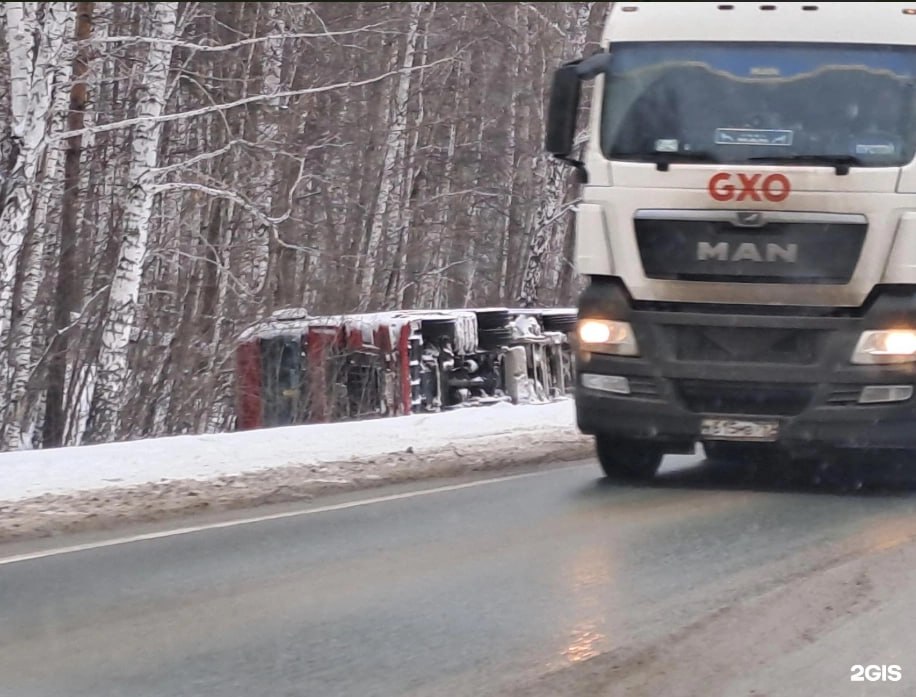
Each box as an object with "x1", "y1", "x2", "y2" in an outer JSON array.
[
  {"x1": 0, "y1": 400, "x2": 592, "y2": 542},
  {"x1": 0, "y1": 400, "x2": 579, "y2": 502}
]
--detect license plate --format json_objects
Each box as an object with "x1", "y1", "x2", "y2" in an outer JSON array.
[{"x1": 700, "y1": 418, "x2": 779, "y2": 442}]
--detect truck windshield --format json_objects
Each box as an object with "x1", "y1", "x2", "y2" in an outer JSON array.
[{"x1": 602, "y1": 42, "x2": 916, "y2": 168}]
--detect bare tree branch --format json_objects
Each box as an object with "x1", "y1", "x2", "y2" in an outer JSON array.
[
  {"x1": 55, "y1": 56, "x2": 457, "y2": 141},
  {"x1": 88, "y1": 22, "x2": 399, "y2": 52}
]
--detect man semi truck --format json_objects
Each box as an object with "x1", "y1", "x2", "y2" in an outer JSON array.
[{"x1": 548, "y1": 2, "x2": 916, "y2": 479}]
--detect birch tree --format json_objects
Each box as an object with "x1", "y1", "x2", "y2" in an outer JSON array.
[
  {"x1": 0, "y1": 3, "x2": 73, "y2": 372},
  {"x1": 43, "y1": 0, "x2": 94, "y2": 447},
  {"x1": 357, "y1": 1, "x2": 422, "y2": 311},
  {"x1": 0, "y1": 2, "x2": 75, "y2": 448},
  {"x1": 517, "y1": 2, "x2": 594, "y2": 308},
  {"x1": 84, "y1": 1, "x2": 178, "y2": 443},
  {"x1": 2, "y1": 42, "x2": 75, "y2": 448}
]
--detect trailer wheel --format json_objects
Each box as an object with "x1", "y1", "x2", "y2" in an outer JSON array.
[
  {"x1": 475, "y1": 309, "x2": 510, "y2": 331},
  {"x1": 595, "y1": 435, "x2": 663, "y2": 481},
  {"x1": 478, "y1": 327, "x2": 513, "y2": 350},
  {"x1": 541, "y1": 312, "x2": 577, "y2": 334}
]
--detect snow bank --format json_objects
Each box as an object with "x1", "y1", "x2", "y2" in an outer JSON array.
[{"x1": 0, "y1": 400, "x2": 578, "y2": 502}]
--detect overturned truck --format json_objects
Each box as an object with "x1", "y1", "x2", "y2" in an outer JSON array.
[{"x1": 234, "y1": 307, "x2": 577, "y2": 429}]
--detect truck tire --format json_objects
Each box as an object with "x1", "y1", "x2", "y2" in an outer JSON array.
[
  {"x1": 541, "y1": 312, "x2": 577, "y2": 334},
  {"x1": 595, "y1": 435, "x2": 663, "y2": 481},
  {"x1": 474, "y1": 309, "x2": 510, "y2": 331},
  {"x1": 478, "y1": 327, "x2": 513, "y2": 350}
]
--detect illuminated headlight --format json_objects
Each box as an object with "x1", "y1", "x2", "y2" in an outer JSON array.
[
  {"x1": 577, "y1": 319, "x2": 639, "y2": 356},
  {"x1": 852, "y1": 329, "x2": 916, "y2": 364}
]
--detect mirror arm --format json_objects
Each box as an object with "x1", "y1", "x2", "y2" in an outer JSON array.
[
  {"x1": 574, "y1": 50, "x2": 612, "y2": 80},
  {"x1": 548, "y1": 50, "x2": 609, "y2": 183},
  {"x1": 553, "y1": 155, "x2": 588, "y2": 184}
]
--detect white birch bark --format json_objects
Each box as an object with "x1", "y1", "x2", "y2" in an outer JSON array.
[
  {"x1": 3, "y1": 37, "x2": 74, "y2": 448},
  {"x1": 387, "y1": 140, "x2": 418, "y2": 310},
  {"x1": 518, "y1": 2, "x2": 592, "y2": 307},
  {"x1": 418, "y1": 117, "x2": 456, "y2": 309},
  {"x1": 0, "y1": 4, "x2": 37, "y2": 291},
  {"x1": 66, "y1": 362, "x2": 95, "y2": 445},
  {"x1": 392, "y1": 56, "x2": 425, "y2": 309},
  {"x1": 0, "y1": 3, "x2": 72, "y2": 362},
  {"x1": 435, "y1": 48, "x2": 474, "y2": 309},
  {"x1": 204, "y1": 219, "x2": 234, "y2": 433},
  {"x1": 357, "y1": 1, "x2": 422, "y2": 311},
  {"x1": 41, "y1": 0, "x2": 95, "y2": 449},
  {"x1": 418, "y1": 48, "x2": 463, "y2": 309},
  {"x1": 192, "y1": 193, "x2": 235, "y2": 433},
  {"x1": 248, "y1": 2, "x2": 285, "y2": 293},
  {"x1": 85, "y1": 1, "x2": 178, "y2": 443},
  {"x1": 386, "y1": 12, "x2": 427, "y2": 310},
  {"x1": 462, "y1": 113, "x2": 487, "y2": 307},
  {"x1": 498, "y1": 3, "x2": 526, "y2": 302}
]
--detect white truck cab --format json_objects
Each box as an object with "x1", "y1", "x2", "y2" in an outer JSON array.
[{"x1": 548, "y1": 2, "x2": 916, "y2": 478}]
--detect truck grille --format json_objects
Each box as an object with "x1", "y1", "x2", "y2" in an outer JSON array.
[
  {"x1": 676, "y1": 380, "x2": 813, "y2": 415},
  {"x1": 824, "y1": 386, "x2": 863, "y2": 406},
  {"x1": 628, "y1": 376, "x2": 661, "y2": 398},
  {"x1": 635, "y1": 211, "x2": 866, "y2": 284},
  {"x1": 667, "y1": 325, "x2": 822, "y2": 364}
]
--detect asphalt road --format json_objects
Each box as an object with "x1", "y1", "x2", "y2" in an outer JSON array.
[{"x1": 5, "y1": 454, "x2": 916, "y2": 697}]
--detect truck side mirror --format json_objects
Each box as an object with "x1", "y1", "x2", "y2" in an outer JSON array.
[
  {"x1": 545, "y1": 53, "x2": 612, "y2": 183},
  {"x1": 546, "y1": 64, "x2": 581, "y2": 158}
]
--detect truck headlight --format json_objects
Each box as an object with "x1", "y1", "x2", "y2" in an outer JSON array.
[
  {"x1": 852, "y1": 329, "x2": 916, "y2": 364},
  {"x1": 577, "y1": 319, "x2": 639, "y2": 356}
]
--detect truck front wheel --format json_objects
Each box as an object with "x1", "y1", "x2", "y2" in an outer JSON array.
[{"x1": 595, "y1": 435, "x2": 663, "y2": 481}]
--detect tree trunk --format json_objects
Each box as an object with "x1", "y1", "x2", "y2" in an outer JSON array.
[
  {"x1": 44, "y1": 0, "x2": 94, "y2": 448},
  {"x1": 462, "y1": 108, "x2": 487, "y2": 307},
  {"x1": 2, "y1": 37, "x2": 74, "y2": 449},
  {"x1": 356, "y1": 1, "x2": 422, "y2": 311},
  {"x1": 498, "y1": 3, "x2": 528, "y2": 303},
  {"x1": 440, "y1": 54, "x2": 475, "y2": 309},
  {"x1": 517, "y1": 2, "x2": 593, "y2": 308},
  {"x1": 419, "y1": 117, "x2": 457, "y2": 309},
  {"x1": 0, "y1": 3, "x2": 73, "y2": 377},
  {"x1": 85, "y1": 1, "x2": 178, "y2": 443},
  {"x1": 255, "y1": 1, "x2": 286, "y2": 304},
  {"x1": 385, "y1": 5, "x2": 429, "y2": 310},
  {"x1": 204, "y1": 204, "x2": 235, "y2": 432}
]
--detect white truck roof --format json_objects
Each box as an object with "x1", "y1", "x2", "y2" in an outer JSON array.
[{"x1": 605, "y1": 2, "x2": 916, "y2": 46}]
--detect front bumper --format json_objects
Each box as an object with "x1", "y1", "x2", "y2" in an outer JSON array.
[
  {"x1": 576, "y1": 281, "x2": 916, "y2": 453},
  {"x1": 576, "y1": 386, "x2": 916, "y2": 452}
]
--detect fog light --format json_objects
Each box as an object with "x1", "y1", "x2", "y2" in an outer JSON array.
[
  {"x1": 858, "y1": 385, "x2": 914, "y2": 404},
  {"x1": 581, "y1": 374, "x2": 631, "y2": 395},
  {"x1": 852, "y1": 329, "x2": 916, "y2": 364}
]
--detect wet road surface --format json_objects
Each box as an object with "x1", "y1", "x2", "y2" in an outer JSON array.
[{"x1": 3, "y1": 454, "x2": 916, "y2": 696}]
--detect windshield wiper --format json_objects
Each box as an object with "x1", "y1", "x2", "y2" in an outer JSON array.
[
  {"x1": 747, "y1": 154, "x2": 862, "y2": 175},
  {"x1": 624, "y1": 150, "x2": 719, "y2": 172}
]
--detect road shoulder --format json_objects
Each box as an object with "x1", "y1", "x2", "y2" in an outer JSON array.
[{"x1": 0, "y1": 428, "x2": 592, "y2": 544}]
